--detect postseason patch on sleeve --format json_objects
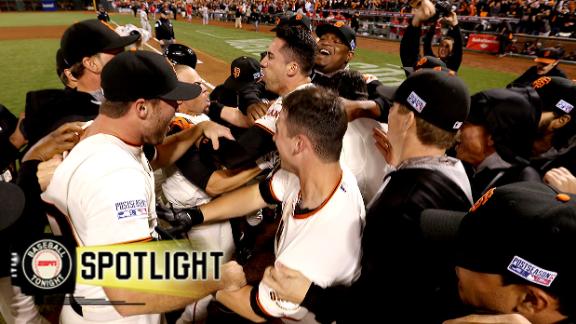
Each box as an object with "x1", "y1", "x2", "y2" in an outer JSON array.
[
  {"x1": 115, "y1": 199, "x2": 148, "y2": 219},
  {"x1": 507, "y1": 255, "x2": 557, "y2": 287}
]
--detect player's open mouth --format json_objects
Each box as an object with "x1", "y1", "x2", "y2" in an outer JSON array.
[{"x1": 319, "y1": 48, "x2": 331, "y2": 56}]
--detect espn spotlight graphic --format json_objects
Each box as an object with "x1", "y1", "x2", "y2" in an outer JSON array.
[{"x1": 11, "y1": 236, "x2": 224, "y2": 299}]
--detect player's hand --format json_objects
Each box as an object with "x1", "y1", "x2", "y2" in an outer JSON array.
[
  {"x1": 544, "y1": 167, "x2": 576, "y2": 194},
  {"x1": 197, "y1": 121, "x2": 235, "y2": 150},
  {"x1": 220, "y1": 261, "x2": 246, "y2": 291},
  {"x1": 37, "y1": 154, "x2": 63, "y2": 192},
  {"x1": 261, "y1": 263, "x2": 310, "y2": 304},
  {"x1": 342, "y1": 98, "x2": 381, "y2": 122},
  {"x1": 373, "y1": 127, "x2": 397, "y2": 166},
  {"x1": 9, "y1": 112, "x2": 27, "y2": 150},
  {"x1": 246, "y1": 101, "x2": 269, "y2": 125},
  {"x1": 22, "y1": 122, "x2": 84, "y2": 162},
  {"x1": 412, "y1": 0, "x2": 436, "y2": 26},
  {"x1": 442, "y1": 11, "x2": 458, "y2": 27}
]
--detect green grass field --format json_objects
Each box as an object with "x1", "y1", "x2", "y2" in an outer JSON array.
[{"x1": 0, "y1": 12, "x2": 517, "y2": 115}]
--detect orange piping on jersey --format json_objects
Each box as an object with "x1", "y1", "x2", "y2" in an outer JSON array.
[
  {"x1": 293, "y1": 172, "x2": 343, "y2": 219},
  {"x1": 254, "y1": 122, "x2": 276, "y2": 136},
  {"x1": 113, "y1": 236, "x2": 154, "y2": 245}
]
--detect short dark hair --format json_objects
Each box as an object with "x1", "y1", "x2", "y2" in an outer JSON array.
[
  {"x1": 398, "y1": 104, "x2": 457, "y2": 149},
  {"x1": 69, "y1": 61, "x2": 86, "y2": 79},
  {"x1": 332, "y1": 70, "x2": 368, "y2": 100},
  {"x1": 283, "y1": 87, "x2": 347, "y2": 162},
  {"x1": 99, "y1": 99, "x2": 134, "y2": 118},
  {"x1": 275, "y1": 26, "x2": 317, "y2": 76}
]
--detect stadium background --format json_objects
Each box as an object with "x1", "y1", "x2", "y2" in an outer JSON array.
[{"x1": 1, "y1": 11, "x2": 576, "y2": 117}]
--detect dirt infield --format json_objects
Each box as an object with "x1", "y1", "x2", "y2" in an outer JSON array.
[
  {"x1": 0, "y1": 25, "x2": 65, "y2": 39},
  {"x1": 1, "y1": 19, "x2": 574, "y2": 82}
]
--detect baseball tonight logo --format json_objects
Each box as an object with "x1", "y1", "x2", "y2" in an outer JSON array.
[{"x1": 22, "y1": 239, "x2": 73, "y2": 290}]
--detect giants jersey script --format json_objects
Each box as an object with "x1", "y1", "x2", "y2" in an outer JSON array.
[
  {"x1": 42, "y1": 134, "x2": 160, "y2": 324},
  {"x1": 256, "y1": 167, "x2": 365, "y2": 319}
]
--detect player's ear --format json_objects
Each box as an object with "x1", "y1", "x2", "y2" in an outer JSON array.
[{"x1": 134, "y1": 99, "x2": 148, "y2": 119}]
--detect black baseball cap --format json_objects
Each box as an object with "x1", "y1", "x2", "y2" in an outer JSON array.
[
  {"x1": 315, "y1": 22, "x2": 357, "y2": 51},
  {"x1": 532, "y1": 76, "x2": 576, "y2": 116},
  {"x1": 534, "y1": 47, "x2": 564, "y2": 64},
  {"x1": 273, "y1": 13, "x2": 312, "y2": 32},
  {"x1": 102, "y1": 51, "x2": 201, "y2": 102},
  {"x1": 60, "y1": 19, "x2": 139, "y2": 66},
  {"x1": 223, "y1": 56, "x2": 262, "y2": 92},
  {"x1": 468, "y1": 88, "x2": 540, "y2": 163},
  {"x1": 421, "y1": 181, "x2": 576, "y2": 296},
  {"x1": 0, "y1": 182, "x2": 25, "y2": 231},
  {"x1": 403, "y1": 56, "x2": 451, "y2": 75},
  {"x1": 164, "y1": 43, "x2": 198, "y2": 69},
  {"x1": 393, "y1": 70, "x2": 470, "y2": 133}
]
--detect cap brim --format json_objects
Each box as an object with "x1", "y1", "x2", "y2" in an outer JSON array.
[
  {"x1": 160, "y1": 81, "x2": 202, "y2": 101},
  {"x1": 103, "y1": 33, "x2": 141, "y2": 52},
  {"x1": 0, "y1": 182, "x2": 25, "y2": 231},
  {"x1": 420, "y1": 208, "x2": 466, "y2": 241},
  {"x1": 315, "y1": 24, "x2": 352, "y2": 50},
  {"x1": 534, "y1": 57, "x2": 557, "y2": 64}
]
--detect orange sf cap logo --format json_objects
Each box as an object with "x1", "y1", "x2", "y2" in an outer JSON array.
[
  {"x1": 532, "y1": 77, "x2": 551, "y2": 89},
  {"x1": 334, "y1": 21, "x2": 346, "y2": 27},
  {"x1": 233, "y1": 66, "x2": 241, "y2": 79},
  {"x1": 416, "y1": 57, "x2": 428, "y2": 67},
  {"x1": 469, "y1": 188, "x2": 495, "y2": 213}
]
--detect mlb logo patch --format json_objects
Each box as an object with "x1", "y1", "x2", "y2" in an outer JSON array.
[
  {"x1": 556, "y1": 99, "x2": 574, "y2": 114},
  {"x1": 453, "y1": 121, "x2": 463, "y2": 130},
  {"x1": 507, "y1": 255, "x2": 557, "y2": 287},
  {"x1": 407, "y1": 91, "x2": 426, "y2": 113},
  {"x1": 115, "y1": 199, "x2": 148, "y2": 219}
]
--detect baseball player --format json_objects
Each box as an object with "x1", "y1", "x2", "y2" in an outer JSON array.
[
  {"x1": 41, "y1": 51, "x2": 245, "y2": 324},
  {"x1": 400, "y1": 0, "x2": 463, "y2": 74},
  {"x1": 193, "y1": 87, "x2": 365, "y2": 322},
  {"x1": 139, "y1": 5, "x2": 152, "y2": 35},
  {"x1": 161, "y1": 65, "x2": 263, "y2": 324}
]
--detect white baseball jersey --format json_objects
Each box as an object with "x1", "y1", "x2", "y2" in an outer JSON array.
[
  {"x1": 42, "y1": 134, "x2": 160, "y2": 324},
  {"x1": 161, "y1": 113, "x2": 235, "y2": 259},
  {"x1": 162, "y1": 113, "x2": 211, "y2": 209},
  {"x1": 256, "y1": 167, "x2": 365, "y2": 319},
  {"x1": 340, "y1": 118, "x2": 392, "y2": 203},
  {"x1": 161, "y1": 113, "x2": 235, "y2": 324},
  {"x1": 254, "y1": 83, "x2": 314, "y2": 134}
]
